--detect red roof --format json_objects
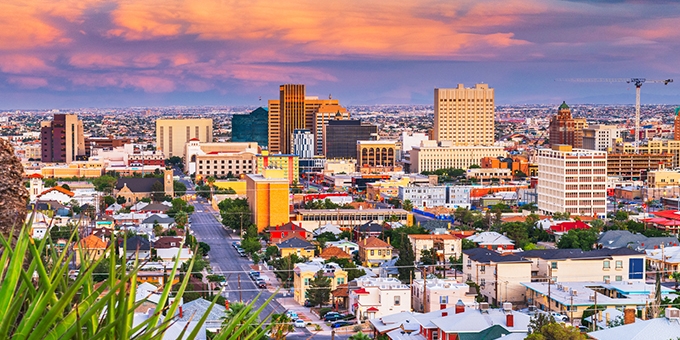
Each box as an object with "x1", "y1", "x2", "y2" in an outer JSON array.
[
  {"x1": 40, "y1": 186, "x2": 74, "y2": 197},
  {"x1": 353, "y1": 287, "x2": 369, "y2": 295},
  {"x1": 366, "y1": 307, "x2": 379, "y2": 312},
  {"x1": 651, "y1": 210, "x2": 680, "y2": 221},
  {"x1": 550, "y1": 220, "x2": 590, "y2": 233},
  {"x1": 190, "y1": 138, "x2": 200, "y2": 141},
  {"x1": 28, "y1": 173, "x2": 43, "y2": 179}
]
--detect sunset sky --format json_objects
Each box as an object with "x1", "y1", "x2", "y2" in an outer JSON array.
[{"x1": 1, "y1": 0, "x2": 680, "y2": 109}]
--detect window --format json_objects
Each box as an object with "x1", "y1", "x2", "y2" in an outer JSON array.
[
  {"x1": 337, "y1": 278, "x2": 345, "y2": 285},
  {"x1": 603, "y1": 261, "x2": 610, "y2": 269},
  {"x1": 551, "y1": 262, "x2": 558, "y2": 269},
  {"x1": 304, "y1": 278, "x2": 310, "y2": 286},
  {"x1": 440, "y1": 296, "x2": 448, "y2": 304},
  {"x1": 370, "y1": 250, "x2": 374, "y2": 256},
  {"x1": 615, "y1": 275, "x2": 623, "y2": 282},
  {"x1": 480, "y1": 266, "x2": 485, "y2": 273},
  {"x1": 615, "y1": 260, "x2": 623, "y2": 269},
  {"x1": 394, "y1": 296, "x2": 400, "y2": 306},
  {"x1": 603, "y1": 275, "x2": 610, "y2": 282},
  {"x1": 480, "y1": 278, "x2": 486, "y2": 287}
]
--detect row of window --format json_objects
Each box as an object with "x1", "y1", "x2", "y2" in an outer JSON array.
[{"x1": 198, "y1": 159, "x2": 253, "y2": 164}]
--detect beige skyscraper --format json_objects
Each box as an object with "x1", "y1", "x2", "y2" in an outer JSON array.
[
  {"x1": 156, "y1": 118, "x2": 213, "y2": 158},
  {"x1": 433, "y1": 84, "x2": 495, "y2": 146}
]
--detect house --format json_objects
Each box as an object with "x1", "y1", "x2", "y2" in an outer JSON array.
[
  {"x1": 319, "y1": 246, "x2": 352, "y2": 260},
  {"x1": 429, "y1": 304, "x2": 530, "y2": 340},
  {"x1": 327, "y1": 240, "x2": 359, "y2": 255},
  {"x1": 268, "y1": 221, "x2": 309, "y2": 244},
  {"x1": 518, "y1": 248, "x2": 646, "y2": 283},
  {"x1": 358, "y1": 237, "x2": 394, "y2": 268},
  {"x1": 129, "y1": 201, "x2": 149, "y2": 212},
  {"x1": 133, "y1": 297, "x2": 225, "y2": 340},
  {"x1": 466, "y1": 232, "x2": 515, "y2": 250},
  {"x1": 598, "y1": 230, "x2": 679, "y2": 251},
  {"x1": 550, "y1": 220, "x2": 591, "y2": 238},
  {"x1": 408, "y1": 234, "x2": 462, "y2": 263},
  {"x1": 27, "y1": 211, "x2": 50, "y2": 239},
  {"x1": 589, "y1": 307, "x2": 680, "y2": 340},
  {"x1": 411, "y1": 278, "x2": 476, "y2": 313},
  {"x1": 154, "y1": 236, "x2": 192, "y2": 264},
  {"x1": 349, "y1": 277, "x2": 411, "y2": 321},
  {"x1": 313, "y1": 223, "x2": 343, "y2": 237},
  {"x1": 379, "y1": 256, "x2": 399, "y2": 278},
  {"x1": 139, "y1": 203, "x2": 171, "y2": 214},
  {"x1": 369, "y1": 311, "x2": 422, "y2": 337},
  {"x1": 75, "y1": 234, "x2": 108, "y2": 266},
  {"x1": 354, "y1": 221, "x2": 388, "y2": 241},
  {"x1": 114, "y1": 174, "x2": 172, "y2": 204},
  {"x1": 276, "y1": 237, "x2": 316, "y2": 258},
  {"x1": 119, "y1": 236, "x2": 151, "y2": 260},
  {"x1": 38, "y1": 186, "x2": 75, "y2": 204},
  {"x1": 293, "y1": 260, "x2": 348, "y2": 305},
  {"x1": 141, "y1": 214, "x2": 175, "y2": 232},
  {"x1": 522, "y1": 280, "x2": 674, "y2": 319},
  {"x1": 105, "y1": 203, "x2": 123, "y2": 215},
  {"x1": 462, "y1": 248, "x2": 532, "y2": 306},
  {"x1": 646, "y1": 246, "x2": 680, "y2": 277}
]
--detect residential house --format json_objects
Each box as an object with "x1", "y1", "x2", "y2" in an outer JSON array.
[
  {"x1": 522, "y1": 280, "x2": 674, "y2": 319},
  {"x1": 369, "y1": 311, "x2": 422, "y2": 338},
  {"x1": 354, "y1": 221, "x2": 388, "y2": 241},
  {"x1": 589, "y1": 308, "x2": 680, "y2": 340},
  {"x1": 411, "y1": 278, "x2": 476, "y2": 313},
  {"x1": 293, "y1": 260, "x2": 348, "y2": 305},
  {"x1": 466, "y1": 232, "x2": 515, "y2": 250},
  {"x1": 598, "y1": 230, "x2": 679, "y2": 252},
  {"x1": 141, "y1": 214, "x2": 175, "y2": 232},
  {"x1": 349, "y1": 277, "x2": 411, "y2": 321},
  {"x1": 138, "y1": 203, "x2": 171, "y2": 214},
  {"x1": 313, "y1": 223, "x2": 343, "y2": 237},
  {"x1": 105, "y1": 203, "x2": 123, "y2": 215},
  {"x1": 319, "y1": 246, "x2": 352, "y2": 260},
  {"x1": 75, "y1": 234, "x2": 108, "y2": 266},
  {"x1": 38, "y1": 186, "x2": 75, "y2": 204},
  {"x1": 463, "y1": 248, "x2": 532, "y2": 305},
  {"x1": 154, "y1": 237, "x2": 192, "y2": 264},
  {"x1": 429, "y1": 304, "x2": 530, "y2": 340},
  {"x1": 327, "y1": 240, "x2": 359, "y2": 255},
  {"x1": 28, "y1": 211, "x2": 50, "y2": 239},
  {"x1": 268, "y1": 221, "x2": 309, "y2": 244},
  {"x1": 519, "y1": 248, "x2": 646, "y2": 283},
  {"x1": 646, "y1": 246, "x2": 680, "y2": 277},
  {"x1": 120, "y1": 236, "x2": 151, "y2": 260},
  {"x1": 358, "y1": 237, "x2": 394, "y2": 267},
  {"x1": 408, "y1": 234, "x2": 462, "y2": 263},
  {"x1": 277, "y1": 237, "x2": 316, "y2": 258},
  {"x1": 114, "y1": 176, "x2": 172, "y2": 204},
  {"x1": 129, "y1": 201, "x2": 149, "y2": 212}
]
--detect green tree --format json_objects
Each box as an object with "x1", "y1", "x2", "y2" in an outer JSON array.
[
  {"x1": 271, "y1": 254, "x2": 305, "y2": 287},
  {"x1": 420, "y1": 248, "x2": 436, "y2": 265},
  {"x1": 526, "y1": 316, "x2": 585, "y2": 340},
  {"x1": 557, "y1": 228, "x2": 599, "y2": 251},
  {"x1": 462, "y1": 238, "x2": 477, "y2": 250},
  {"x1": 264, "y1": 245, "x2": 280, "y2": 261},
  {"x1": 316, "y1": 231, "x2": 338, "y2": 243},
  {"x1": 218, "y1": 198, "x2": 252, "y2": 232},
  {"x1": 103, "y1": 195, "x2": 116, "y2": 206},
  {"x1": 501, "y1": 222, "x2": 530, "y2": 249},
  {"x1": 92, "y1": 174, "x2": 116, "y2": 194},
  {"x1": 326, "y1": 257, "x2": 365, "y2": 281},
  {"x1": 671, "y1": 272, "x2": 680, "y2": 290},
  {"x1": 116, "y1": 196, "x2": 127, "y2": 205},
  {"x1": 152, "y1": 221, "x2": 163, "y2": 235},
  {"x1": 61, "y1": 183, "x2": 71, "y2": 191},
  {"x1": 270, "y1": 313, "x2": 294, "y2": 340},
  {"x1": 241, "y1": 237, "x2": 262, "y2": 255},
  {"x1": 150, "y1": 180, "x2": 165, "y2": 202},
  {"x1": 173, "y1": 180, "x2": 187, "y2": 197},
  {"x1": 395, "y1": 236, "x2": 416, "y2": 282},
  {"x1": 198, "y1": 241, "x2": 211, "y2": 256},
  {"x1": 307, "y1": 270, "x2": 332, "y2": 308},
  {"x1": 403, "y1": 199, "x2": 413, "y2": 211},
  {"x1": 44, "y1": 178, "x2": 57, "y2": 188},
  {"x1": 174, "y1": 210, "x2": 188, "y2": 229},
  {"x1": 349, "y1": 332, "x2": 372, "y2": 340}
]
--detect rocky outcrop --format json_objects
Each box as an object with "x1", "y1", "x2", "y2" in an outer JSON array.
[{"x1": 0, "y1": 138, "x2": 28, "y2": 237}]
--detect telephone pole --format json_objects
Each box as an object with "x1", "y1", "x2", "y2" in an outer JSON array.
[{"x1": 238, "y1": 273, "x2": 242, "y2": 302}]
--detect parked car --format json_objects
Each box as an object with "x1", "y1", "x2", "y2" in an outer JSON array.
[
  {"x1": 286, "y1": 311, "x2": 299, "y2": 320},
  {"x1": 255, "y1": 279, "x2": 267, "y2": 288},
  {"x1": 324, "y1": 313, "x2": 345, "y2": 322},
  {"x1": 232, "y1": 242, "x2": 240, "y2": 248},
  {"x1": 294, "y1": 319, "x2": 306, "y2": 328},
  {"x1": 331, "y1": 321, "x2": 354, "y2": 328},
  {"x1": 249, "y1": 271, "x2": 260, "y2": 279},
  {"x1": 548, "y1": 312, "x2": 569, "y2": 322},
  {"x1": 303, "y1": 300, "x2": 313, "y2": 307},
  {"x1": 238, "y1": 250, "x2": 247, "y2": 257}
]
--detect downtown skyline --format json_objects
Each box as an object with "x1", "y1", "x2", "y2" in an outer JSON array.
[{"x1": 2, "y1": 0, "x2": 680, "y2": 109}]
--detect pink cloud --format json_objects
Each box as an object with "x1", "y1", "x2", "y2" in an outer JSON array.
[{"x1": 7, "y1": 76, "x2": 48, "y2": 88}]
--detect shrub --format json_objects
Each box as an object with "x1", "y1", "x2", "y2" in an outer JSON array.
[{"x1": 319, "y1": 307, "x2": 333, "y2": 318}]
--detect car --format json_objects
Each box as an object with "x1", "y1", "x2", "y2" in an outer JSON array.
[
  {"x1": 286, "y1": 311, "x2": 299, "y2": 320},
  {"x1": 548, "y1": 312, "x2": 569, "y2": 322},
  {"x1": 303, "y1": 300, "x2": 313, "y2": 307},
  {"x1": 294, "y1": 319, "x2": 306, "y2": 328},
  {"x1": 256, "y1": 281, "x2": 266, "y2": 288},
  {"x1": 249, "y1": 271, "x2": 260, "y2": 278},
  {"x1": 324, "y1": 313, "x2": 344, "y2": 322},
  {"x1": 239, "y1": 251, "x2": 247, "y2": 257},
  {"x1": 331, "y1": 321, "x2": 353, "y2": 328},
  {"x1": 220, "y1": 280, "x2": 228, "y2": 287},
  {"x1": 232, "y1": 242, "x2": 240, "y2": 248}
]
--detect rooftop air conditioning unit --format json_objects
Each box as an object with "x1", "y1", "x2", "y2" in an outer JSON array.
[
  {"x1": 572, "y1": 290, "x2": 578, "y2": 296},
  {"x1": 502, "y1": 302, "x2": 513, "y2": 311},
  {"x1": 480, "y1": 302, "x2": 490, "y2": 313},
  {"x1": 666, "y1": 308, "x2": 680, "y2": 319},
  {"x1": 589, "y1": 295, "x2": 595, "y2": 301},
  {"x1": 557, "y1": 284, "x2": 563, "y2": 290}
]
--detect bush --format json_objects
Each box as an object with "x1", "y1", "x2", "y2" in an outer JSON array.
[{"x1": 319, "y1": 307, "x2": 333, "y2": 318}]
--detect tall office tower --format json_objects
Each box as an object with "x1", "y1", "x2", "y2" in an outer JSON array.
[
  {"x1": 156, "y1": 118, "x2": 213, "y2": 158},
  {"x1": 232, "y1": 107, "x2": 269, "y2": 147},
  {"x1": 267, "y1": 84, "x2": 342, "y2": 154},
  {"x1": 292, "y1": 129, "x2": 314, "y2": 158},
  {"x1": 41, "y1": 113, "x2": 85, "y2": 163},
  {"x1": 549, "y1": 101, "x2": 587, "y2": 148},
  {"x1": 674, "y1": 107, "x2": 680, "y2": 141},
  {"x1": 537, "y1": 144, "x2": 607, "y2": 217},
  {"x1": 433, "y1": 84, "x2": 495, "y2": 146},
  {"x1": 314, "y1": 104, "x2": 349, "y2": 155},
  {"x1": 324, "y1": 120, "x2": 378, "y2": 159}
]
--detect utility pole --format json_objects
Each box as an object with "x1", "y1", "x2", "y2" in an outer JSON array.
[
  {"x1": 238, "y1": 273, "x2": 242, "y2": 303},
  {"x1": 547, "y1": 266, "x2": 552, "y2": 312},
  {"x1": 593, "y1": 292, "x2": 598, "y2": 331},
  {"x1": 331, "y1": 329, "x2": 335, "y2": 340},
  {"x1": 570, "y1": 294, "x2": 574, "y2": 325}
]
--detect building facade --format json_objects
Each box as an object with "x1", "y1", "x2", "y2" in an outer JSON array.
[
  {"x1": 324, "y1": 120, "x2": 378, "y2": 159},
  {"x1": 292, "y1": 129, "x2": 314, "y2": 158},
  {"x1": 549, "y1": 102, "x2": 586, "y2": 148},
  {"x1": 411, "y1": 279, "x2": 475, "y2": 313},
  {"x1": 245, "y1": 169, "x2": 290, "y2": 232},
  {"x1": 255, "y1": 151, "x2": 299, "y2": 184},
  {"x1": 41, "y1": 113, "x2": 86, "y2": 163},
  {"x1": 537, "y1": 145, "x2": 607, "y2": 216},
  {"x1": 156, "y1": 118, "x2": 213, "y2": 158},
  {"x1": 614, "y1": 139, "x2": 680, "y2": 168},
  {"x1": 582, "y1": 125, "x2": 621, "y2": 152},
  {"x1": 314, "y1": 105, "x2": 350, "y2": 155},
  {"x1": 356, "y1": 140, "x2": 399, "y2": 173},
  {"x1": 349, "y1": 277, "x2": 411, "y2": 321},
  {"x1": 410, "y1": 140, "x2": 506, "y2": 173},
  {"x1": 463, "y1": 248, "x2": 532, "y2": 306},
  {"x1": 607, "y1": 153, "x2": 671, "y2": 181},
  {"x1": 184, "y1": 140, "x2": 259, "y2": 179},
  {"x1": 293, "y1": 261, "x2": 347, "y2": 305},
  {"x1": 231, "y1": 107, "x2": 269, "y2": 147},
  {"x1": 433, "y1": 84, "x2": 495, "y2": 146}
]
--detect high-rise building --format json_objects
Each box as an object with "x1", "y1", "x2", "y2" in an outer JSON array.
[
  {"x1": 582, "y1": 125, "x2": 621, "y2": 152},
  {"x1": 549, "y1": 102, "x2": 587, "y2": 148},
  {"x1": 314, "y1": 105, "x2": 350, "y2": 155},
  {"x1": 256, "y1": 151, "x2": 299, "y2": 184},
  {"x1": 231, "y1": 107, "x2": 268, "y2": 147},
  {"x1": 674, "y1": 107, "x2": 680, "y2": 141},
  {"x1": 41, "y1": 113, "x2": 85, "y2": 163},
  {"x1": 156, "y1": 118, "x2": 213, "y2": 158},
  {"x1": 614, "y1": 139, "x2": 680, "y2": 168},
  {"x1": 246, "y1": 168, "x2": 290, "y2": 232},
  {"x1": 433, "y1": 84, "x2": 495, "y2": 146},
  {"x1": 267, "y1": 84, "x2": 343, "y2": 154},
  {"x1": 324, "y1": 120, "x2": 378, "y2": 159},
  {"x1": 537, "y1": 144, "x2": 607, "y2": 217},
  {"x1": 292, "y1": 129, "x2": 314, "y2": 158}
]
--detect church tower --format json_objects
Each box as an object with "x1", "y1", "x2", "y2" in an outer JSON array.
[
  {"x1": 29, "y1": 174, "x2": 44, "y2": 202},
  {"x1": 164, "y1": 169, "x2": 174, "y2": 198}
]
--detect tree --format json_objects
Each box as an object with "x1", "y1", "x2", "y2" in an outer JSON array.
[
  {"x1": 462, "y1": 238, "x2": 477, "y2": 250},
  {"x1": 264, "y1": 245, "x2": 280, "y2": 261},
  {"x1": 174, "y1": 211, "x2": 188, "y2": 229},
  {"x1": 150, "y1": 180, "x2": 165, "y2": 202},
  {"x1": 526, "y1": 315, "x2": 586, "y2": 340},
  {"x1": 420, "y1": 248, "x2": 436, "y2": 265},
  {"x1": 116, "y1": 196, "x2": 127, "y2": 205},
  {"x1": 307, "y1": 270, "x2": 332, "y2": 308},
  {"x1": 671, "y1": 272, "x2": 680, "y2": 290},
  {"x1": 61, "y1": 183, "x2": 71, "y2": 191},
  {"x1": 402, "y1": 199, "x2": 413, "y2": 211},
  {"x1": 501, "y1": 222, "x2": 530, "y2": 249},
  {"x1": 198, "y1": 242, "x2": 211, "y2": 256},
  {"x1": 92, "y1": 174, "x2": 117, "y2": 194},
  {"x1": 349, "y1": 332, "x2": 371, "y2": 340},
  {"x1": 241, "y1": 237, "x2": 262, "y2": 255},
  {"x1": 557, "y1": 228, "x2": 598, "y2": 251},
  {"x1": 44, "y1": 178, "x2": 57, "y2": 188},
  {"x1": 395, "y1": 236, "x2": 415, "y2": 282},
  {"x1": 316, "y1": 231, "x2": 338, "y2": 243},
  {"x1": 103, "y1": 195, "x2": 116, "y2": 206},
  {"x1": 326, "y1": 257, "x2": 365, "y2": 281},
  {"x1": 218, "y1": 198, "x2": 252, "y2": 232},
  {"x1": 270, "y1": 313, "x2": 294, "y2": 340},
  {"x1": 153, "y1": 221, "x2": 163, "y2": 235},
  {"x1": 222, "y1": 301, "x2": 256, "y2": 339},
  {"x1": 173, "y1": 180, "x2": 187, "y2": 197},
  {"x1": 270, "y1": 254, "x2": 305, "y2": 287}
]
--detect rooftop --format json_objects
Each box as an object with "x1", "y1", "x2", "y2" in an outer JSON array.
[
  {"x1": 518, "y1": 247, "x2": 643, "y2": 260},
  {"x1": 521, "y1": 281, "x2": 674, "y2": 307},
  {"x1": 464, "y1": 248, "x2": 530, "y2": 264}
]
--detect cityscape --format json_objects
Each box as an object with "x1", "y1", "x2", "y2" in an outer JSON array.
[{"x1": 2, "y1": 1, "x2": 680, "y2": 340}]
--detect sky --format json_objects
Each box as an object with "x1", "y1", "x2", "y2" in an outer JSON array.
[{"x1": 2, "y1": 0, "x2": 680, "y2": 109}]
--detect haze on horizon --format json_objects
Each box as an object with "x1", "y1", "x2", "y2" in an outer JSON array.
[{"x1": 2, "y1": 0, "x2": 680, "y2": 110}]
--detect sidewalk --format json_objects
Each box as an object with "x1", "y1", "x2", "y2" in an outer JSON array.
[{"x1": 278, "y1": 297, "x2": 335, "y2": 335}]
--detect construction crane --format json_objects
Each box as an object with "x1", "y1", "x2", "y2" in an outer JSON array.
[{"x1": 556, "y1": 78, "x2": 673, "y2": 147}]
